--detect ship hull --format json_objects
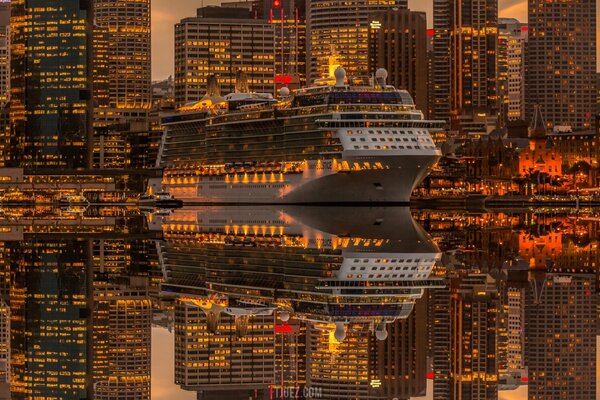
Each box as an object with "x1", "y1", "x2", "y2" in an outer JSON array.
[{"x1": 158, "y1": 154, "x2": 440, "y2": 205}]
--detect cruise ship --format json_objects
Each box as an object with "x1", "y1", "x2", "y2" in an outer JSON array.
[
  {"x1": 152, "y1": 206, "x2": 443, "y2": 342},
  {"x1": 153, "y1": 68, "x2": 443, "y2": 204}
]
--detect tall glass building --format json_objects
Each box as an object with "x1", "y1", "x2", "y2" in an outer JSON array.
[{"x1": 10, "y1": 0, "x2": 93, "y2": 169}]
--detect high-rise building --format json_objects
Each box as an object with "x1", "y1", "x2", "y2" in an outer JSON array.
[
  {"x1": 432, "y1": 0, "x2": 498, "y2": 128},
  {"x1": 10, "y1": 0, "x2": 94, "y2": 169},
  {"x1": 306, "y1": 0, "x2": 406, "y2": 84},
  {"x1": 0, "y1": 2, "x2": 10, "y2": 106},
  {"x1": 94, "y1": 0, "x2": 152, "y2": 110},
  {"x1": 368, "y1": 8, "x2": 428, "y2": 116},
  {"x1": 525, "y1": 272, "x2": 596, "y2": 399},
  {"x1": 526, "y1": 0, "x2": 596, "y2": 130},
  {"x1": 498, "y1": 18, "x2": 527, "y2": 124},
  {"x1": 174, "y1": 7, "x2": 276, "y2": 106}
]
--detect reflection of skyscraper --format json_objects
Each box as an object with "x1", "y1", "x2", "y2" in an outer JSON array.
[
  {"x1": 10, "y1": 239, "x2": 91, "y2": 399},
  {"x1": 174, "y1": 299, "x2": 275, "y2": 396},
  {"x1": 525, "y1": 273, "x2": 596, "y2": 399},
  {"x1": 10, "y1": 0, "x2": 93, "y2": 169},
  {"x1": 93, "y1": 278, "x2": 152, "y2": 400},
  {"x1": 433, "y1": 274, "x2": 499, "y2": 400}
]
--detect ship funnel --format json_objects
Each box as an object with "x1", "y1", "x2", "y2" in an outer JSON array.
[
  {"x1": 206, "y1": 74, "x2": 221, "y2": 97},
  {"x1": 375, "y1": 68, "x2": 388, "y2": 87},
  {"x1": 235, "y1": 70, "x2": 250, "y2": 93}
]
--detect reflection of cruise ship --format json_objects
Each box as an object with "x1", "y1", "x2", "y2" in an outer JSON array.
[
  {"x1": 155, "y1": 207, "x2": 443, "y2": 341},
  {"x1": 154, "y1": 68, "x2": 443, "y2": 204}
]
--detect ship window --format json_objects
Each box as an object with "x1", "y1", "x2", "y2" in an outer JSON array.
[
  {"x1": 350, "y1": 138, "x2": 356, "y2": 142},
  {"x1": 363, "y1": 146, "x2": 369, "y2": 149},
  {"x1": 354, "y1": 146, "x2": 360, "y2": 149},
  {"x1": 360, "y1": 138, "x2": 366, "y2": 142},
  {"x1": 406, "y1": 146, "x2": 412, "y2": 149}
]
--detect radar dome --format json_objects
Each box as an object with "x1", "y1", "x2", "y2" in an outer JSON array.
[
  {"x1": 279, "y1": 311, "x2": 290, "y2": 322},
  {"x1": 334, "y1": 322, "x2": 347, "y2": 342},
  {"x1": 375, "y1": 68, "x2": 388, "y2": 80},
  {"x1": 279, "y1": 87, "x2": 290, "y2": 97},
  {"x1": 375, "y1": 68, "x2": 388, "y2": 86},
  {"x1": 334, "y1": 67, "x2": 346, "y2": 86},
  {"x1": 375, "y1": 324, "x2": 388, "y2": 341}
]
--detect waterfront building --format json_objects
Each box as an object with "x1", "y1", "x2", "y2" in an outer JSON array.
[
  {"x1": 174, "y1": 7, "x2": 275, "y2": 106},
  {"x1": 306, "y1": 0, "x2": 406, "y2": 83},
  {"x1": 526, "y1": 0, "x2": 596, "y2": 130},
  {"x1": 94, "y1": 0, "x2": 152, "y2": 110},
  {"x1": 368, "y1": 8, "x2": 428, "y2": 116},
  {"x1": 517, "y1": 106, "x2": 562, "y2": 178},
  {"x1": 432, "y1": 0, "x2": 498, "y2": 129},
  {"x1": 497, "y1": 19, "x2": 527, "y2": 124},
  {"x1": 10, "y1": 0, "x2": 94, "y2": 169}
]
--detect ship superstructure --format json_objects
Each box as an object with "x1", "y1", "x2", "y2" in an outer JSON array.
[{"x1": 154, "y1": 68, "x2": 443, "y2": 204}]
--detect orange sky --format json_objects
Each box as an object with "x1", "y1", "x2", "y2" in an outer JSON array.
[{"x1": 151, "y1": 0, "x2": 529, "y2": 80}]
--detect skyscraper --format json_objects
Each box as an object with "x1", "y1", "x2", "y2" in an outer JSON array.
[
  {"x1": 94, "y1": 0, "x2": 152, "y2": 110},
  {"x1": 526, "y1": 0, "x2": 596, "y2": 130},
  {"x1": 10, "y1": 0, "x2": 94, "y2": 169},
  {"x1": 306, "y1": 0, "x2": 406, "y2": 83},
  {"x1": 174, "y1": 7, "x2": 275, "y2": 106},
  {"x1": 498, "y1": 18, "x2": 527, "y2": 124},
  {"x1": 433, "y1": 0, "x2": 498, "y2": 128},
  {"x1": 368, "y1": 8, "x2": 428, "y2": 116}
]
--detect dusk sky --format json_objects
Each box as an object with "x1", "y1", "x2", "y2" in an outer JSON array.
[{"x1": 151, "y1": 0, "x2": 529, "y2": 80}]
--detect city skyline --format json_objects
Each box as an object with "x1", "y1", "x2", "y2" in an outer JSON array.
[{"x1": 152, "y1": 0, "x2": 532, "y2": 80}]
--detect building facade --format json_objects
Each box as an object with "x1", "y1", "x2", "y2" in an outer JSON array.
[
  {"x1": 306, "y1": 0, "x2": 406, "y2": 84},
  {"x1": 368, "y1": 9, "x2": 428, "y2": 116},
  {"x1": 175, "y1": 7, "x2": 276, "y2": 106},
  {"x1": 526, "y1": 0, "x2": 596, "y2": 130},
  {"x1": 433, "y1": 0, "x2": 498, "y2": 128},
  {"x1": 498, "y1": 18, "x2": 527, "y2": 124},
  {"x1": 10, "y1": 0, "x2": 94, "y2": 169},
  {"x1": 94, "y1": 0, "x2": 152, "y2": 110}
]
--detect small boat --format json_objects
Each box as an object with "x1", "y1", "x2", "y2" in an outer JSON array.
[
  {"x1": 138, "y1": 192, "x2": 183, "y2": 208},
  {"x1": 58, "y1": 194, "x2": 89, "y2": 205}
]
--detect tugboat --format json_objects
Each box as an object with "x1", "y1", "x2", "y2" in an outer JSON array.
[{"x1": 138, "y1": 192, "x2": 183, "y2": 208}]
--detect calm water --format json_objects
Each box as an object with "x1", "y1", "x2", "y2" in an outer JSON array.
[{"x1": 0, "y1": 206, "x2": 597, "y2": 399}]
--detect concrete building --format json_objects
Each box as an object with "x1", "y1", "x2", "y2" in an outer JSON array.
[
  {"x1": 526, "y1": 0, "x2": 596, "y2": 130},
  {"x1": 306, "y1": 0, "x2": 406, "y2": 83},
  {"x1": 174, "y1": 7, "x2": 276, "y2": 105}
]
